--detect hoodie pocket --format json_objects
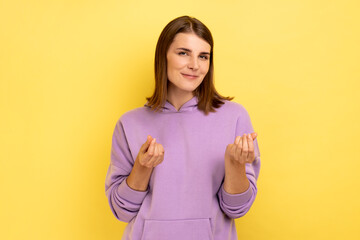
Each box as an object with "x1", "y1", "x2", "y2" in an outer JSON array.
[{"x1": 140, "y1": 218, "x2": 213, "y2": 240}]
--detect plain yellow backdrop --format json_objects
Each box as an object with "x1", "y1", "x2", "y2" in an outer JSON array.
[{"x1": 1, "y1": 0, "x2": 359, "y2": 239}]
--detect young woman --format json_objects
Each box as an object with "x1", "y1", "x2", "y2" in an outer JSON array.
[{"x1": 105, "y1": 15, "x2": 261, "y2": 240}]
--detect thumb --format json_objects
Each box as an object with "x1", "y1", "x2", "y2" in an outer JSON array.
[
  {"x1": 251, "y1": 132, "x2": 258, "y2": 140},
  {"x1": 140, "y1": 135, "x2": 153, "y2": 152}
]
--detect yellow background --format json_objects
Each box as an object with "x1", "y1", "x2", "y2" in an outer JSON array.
[{"x1": 1, "y1": 0, "x2": 359, "y2": 239}]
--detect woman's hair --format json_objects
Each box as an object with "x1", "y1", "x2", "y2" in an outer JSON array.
[{"x1": 146, "y1": 15, "x2": 234, "y2": 115}]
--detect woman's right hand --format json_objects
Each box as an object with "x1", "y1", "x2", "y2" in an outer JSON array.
[{"x1": 136, "y1": 135, "x2": 165, "y2": 168}]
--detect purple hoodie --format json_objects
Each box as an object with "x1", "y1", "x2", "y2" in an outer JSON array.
[{"x1": 105, "y1": 96, "x2": 261, "y2": 240}]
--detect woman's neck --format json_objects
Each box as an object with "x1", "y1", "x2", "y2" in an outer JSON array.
[{"x1": 166, "y1": 91, "x2": 194, "y2": 111}]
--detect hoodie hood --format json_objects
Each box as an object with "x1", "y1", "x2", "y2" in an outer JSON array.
[{"x1": 144, "y1": 96, "x2": 199, "y2": 113}]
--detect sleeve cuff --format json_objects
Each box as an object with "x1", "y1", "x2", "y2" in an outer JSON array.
[
  {"x1": 221, "y1": 184, "x2": 253, "y2": 207},
  {"x1": 117, "y1": 177, "x2": 149, "y2": 204}
]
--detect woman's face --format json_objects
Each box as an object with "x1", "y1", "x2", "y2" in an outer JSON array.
[{"x1": 166, "y1": 32, "x2": 211, "y2": 98}]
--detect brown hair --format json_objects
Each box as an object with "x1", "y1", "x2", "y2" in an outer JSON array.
[{"x1": 146, "y1": 15, "x2": 234, "y2": 115}]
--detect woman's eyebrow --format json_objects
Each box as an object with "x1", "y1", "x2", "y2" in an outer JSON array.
[{"x1": 176, "y1": 47, "x2": 210, "y2": 55}]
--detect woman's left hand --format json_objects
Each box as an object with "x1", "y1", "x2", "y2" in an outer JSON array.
[{"x1": 224, "y1": 132, "x2": 257, "y2": 165}]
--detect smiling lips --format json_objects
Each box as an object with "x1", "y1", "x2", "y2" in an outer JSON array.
[{"x1": 181, "y1": 73, "x2": 198, "y2": 79}]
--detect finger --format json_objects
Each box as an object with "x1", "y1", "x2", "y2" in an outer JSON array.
[
  {"x1": 146, "y1": 138, "x2": 156, "y2": 157},
  {"x1": 152, "y1": 144, "x2": 163, "y2": 166},
  {"x1": 247, "y1": 133, "x2": 255, "y2": 162},
  {"x1": 248, "y1": 134, "x2": 254, "y2": 153},
  {"x1": 235, "y1": 138, "x2": 242, "y2": 162},
  {"x1": 158, "y1": 144, "x2": 165, "y2": 154},
  {"x1": 156, "y1": 150, "x2": 165, "y2": 165},
  {"x1": 159, "y1": 154, "x2": 164, "y2": 164},
  {"x1": 251, "y1": 132, "x2": 257, "y2": 140},
  {"x1": 150, "y1": 143, "x2": 160, "y2": 167},
  {"x1": 158, "y1": 144, "x2": 165, "y2": 164},
  {"x1": 241, "y1": 134, "x2": 248, "y2": 161},
  {"x1": 234, "y1": 136, "x2": 241, "y2": 145},
  {"x1": 140, "y1": 137, "x2": 154, "y2": 163},
  {"x1": 141, "y1": 135, "x2": 153, "y2": 153}
]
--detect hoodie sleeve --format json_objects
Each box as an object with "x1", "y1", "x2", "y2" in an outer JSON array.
[
  {"x1": 105, "y1": 118, "x2": 149, "y2": 223},
  {"x1": 217, "y1": 105, "x2": 261, "y2": 219}
]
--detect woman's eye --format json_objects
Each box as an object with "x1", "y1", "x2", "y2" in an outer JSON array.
[
  {"x1": 200, "y1": 55, "x2": 208, "y2": 60},
  {"x1": 178, "y1": 51, "x2": 187, "y2": 56}
]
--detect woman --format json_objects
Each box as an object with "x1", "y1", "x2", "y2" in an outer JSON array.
[{"x1": 105, "y1": 15, "x2": 261, "y2": 240}]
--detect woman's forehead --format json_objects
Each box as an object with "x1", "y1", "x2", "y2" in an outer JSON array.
[{"x1": 170, "y1": 33, "x2": 211, "y2": 51}]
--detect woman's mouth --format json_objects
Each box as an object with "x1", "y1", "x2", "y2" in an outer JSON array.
[{"x1": 181, "y1": 73, "x2": 198, "y2": 79}]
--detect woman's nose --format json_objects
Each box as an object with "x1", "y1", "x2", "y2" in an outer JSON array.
[{"x1": 187, "y1": 56, "x2": 199, "y2": 70}]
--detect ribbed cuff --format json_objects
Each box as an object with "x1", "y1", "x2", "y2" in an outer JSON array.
[
  {"x1": 221, "y1": 184, "x2": 253, "y2": 207},
  {"x1": 117, "y1": 177, "x2": 149, "y2": 204}
]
